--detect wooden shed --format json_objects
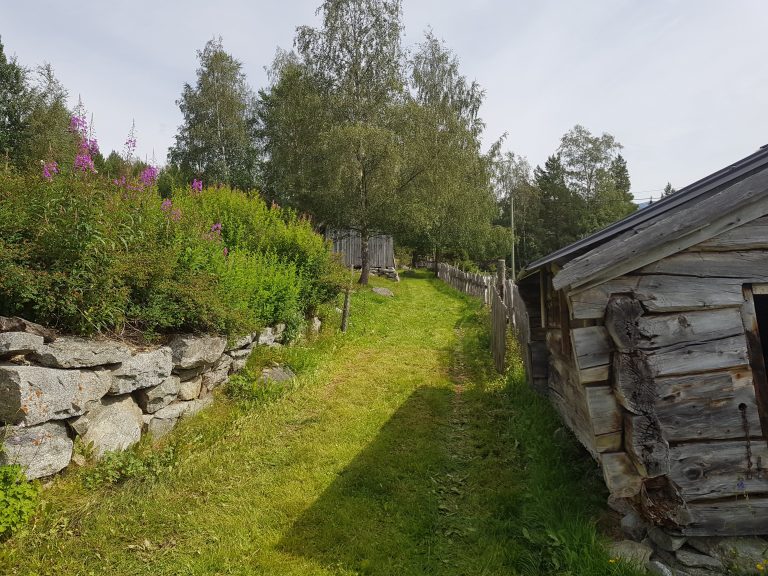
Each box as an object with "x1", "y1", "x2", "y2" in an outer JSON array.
[
  {"x1": 517, "y1": 146, "x2": 768, "y2": 536},
  {"x1": 325, "y1": 229, "x2": 395, "y2": 269}
]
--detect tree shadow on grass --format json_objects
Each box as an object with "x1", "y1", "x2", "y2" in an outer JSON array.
[{"x1": 277, "y1": 385, "x2": 455, "y2": 575}]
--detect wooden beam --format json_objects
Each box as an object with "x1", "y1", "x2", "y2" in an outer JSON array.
[
  {"x1": 640, "y1": 475, "x2": 692, "y2": 528},
  {"x1": 612, "y1": 351, "x2": 655, "y2": 414},
  {"x1": 648, "y1": 334, "x2": 749, "y2": 377},
  {"x1": 605, "y1": 294, "x2": 644, "y2": 352},
  {"x1": 642, "y1": 250, "x2": 768, "y2": 280},
  {"x1": 668, "y1": 440, "x2": 768, "y2": 501},
  {"x1": 601, "y1": 452, "x2": 643, "y2": 498},
  {"x1": 683, "y1": 498, "x2": 768, "y2": 536},
  {"x1": 553, "y1": 168, "x2": 768, "y2": 292},
  {"x1": 585, "y1": 385, "x2": 622, "y2": 437},
  {"x1": 569, "y1": 275, "x2": 745, "y2": 320},
  {"x1": 636, "y1": 308, "x2": 744, "y2": 350},
  {"x1": 625, "y1": 413, "x2": 670, "y2": 477},
  {"x1": 656, "y1": 369, "x2": 761, "y2": 442},
  {"x1": 571, "y1": 326, "x2": 611, "y2": 370},
  {"x1": 696, "y1": 215, "x2": 768, "y2": 251}
]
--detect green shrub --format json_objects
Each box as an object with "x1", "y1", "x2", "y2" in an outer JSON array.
[
  {"x1": 0, "y1": 465, "x2": 38, "y2": 541},
  {"x1": 81, "y1": 445, "x2": 177, "y2": 489},
  {"x1": 0, "y1": 172, "x2": 344, "y2": 340},
  {"x1": 226, "y1": 369, "x2": 296, "y2": 405}
]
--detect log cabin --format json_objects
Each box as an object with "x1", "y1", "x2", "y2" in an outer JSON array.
[{"x1": 517, "y1": 146, "x2": 768, "y2": 536}]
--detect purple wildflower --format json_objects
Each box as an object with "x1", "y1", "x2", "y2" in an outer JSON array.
[
  {"x1": 73, "y1": 149, "x2": 96, "y2": 173},
  {"x1": 223, "y1": 246, "x2": 229, "y2": 257},
  {"x1": 69, "y1": 114, "x2": 87, "y2": 135},
  {"x1": 140, "y1": 166, "x2": 158, "y2": 187},
  {"x1": 210, "y1": 222, "x2": 222, "y2": 233},
  {"x1": 161, "y1": 198, "x2": 172, "y2": 211},
  {"x1": 85, "y1": 138, "x2": 99, "y2": 156},
  {"x1": 42, "y1": 161, "x2": 59, "y2": 181},
  {"x1": 191, "y1": 179, "x2": 203, "y2": 193},
  {"x1": 171, "y1": 208, "x2": 182, "y2": 221}
]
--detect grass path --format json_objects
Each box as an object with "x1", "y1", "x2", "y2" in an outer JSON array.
[{"x1": 2, "y1": 271, "x2": 642, "y2": 576}]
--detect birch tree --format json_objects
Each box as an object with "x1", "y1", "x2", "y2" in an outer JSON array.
[{"x1": 168, "y1": 38, "x2": 258, "y2": 190}]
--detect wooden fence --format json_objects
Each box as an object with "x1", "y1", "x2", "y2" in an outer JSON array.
[
  {"x1": 490, "y1": 283, "x2": 508, "y2": 372},
  {"x1": 436, "y1": 263, "x2": 492, "y2": 304},
  {"x1": 435, "y1": 262, "x2": 529, "y2": 374},
  {"x1": 326, "y1": 230, "x2": 395, "y2": 269}
]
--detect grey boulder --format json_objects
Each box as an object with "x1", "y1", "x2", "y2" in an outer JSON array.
[
  {"x1": 0, "y1": 316, "x2": 56, "y2": 342},
  {"x1": 226, "y1": 334, "x2": 253, "y2": 351},
  {"x1": 169, "y1": 335, "x2": 226, "y2": 369},
  {"x1": 109, "y1": 347, "x2": 173, "y2": 395},
  {"x1": 70, "y1": 396, "x2": 144, "y2": 458},
  {"x1": 153, "y1": 396, "x2": 214, "y2": 422},
  {"x1": 675, "y1": 548, "x2": 723, "y2": 570},
  {"x1": 202, "y1": 355, "x2": 232, "y2": 392},
  {"x1": 135, "y1": 375, "x2": 180, "y2": 414},
  {"x1": 260, "y1": 365, "x2": 295, "y2": 384},
  {"x1": 373, "y1": 287, "x2": 394, "y2": 297},
  {"x1": 227, "y1": 347, "x2": 252, "y2": 373},
  {"x1": 608, "y1": 540, "x2": 653, "y2": 567},
  {"x1": 0, "y1": 364, "x2": 111, "y2": 426},
  {"x1": 0, "y1": 332, "x2": 44, "y2": 358},
  {"x1": 147, "y1": 396, "x2": 214, "y2": 439},
  {"x1": 1, "y1": 421, "x2": 72, "y2": 479},
  {"x1": 146, "y1": 415, "x2": 178, "y2": 440},
  {"x1": 646, "y1": 560, "x2": 674, "y2": 576},
  {"x1": 649, "y1": 527, "x2": 687, "y2": 552},
  {"x1": 31, "y1": 336, "x2": 131, "y2": 368},
  {"x1": 177, "y1": 376, "x2": 202, "y2": 401},
  {"x1": 257, "y1": 327, "x2": 276, "y2": 346}
]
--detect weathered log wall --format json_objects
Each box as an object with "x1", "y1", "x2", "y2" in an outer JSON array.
[{"x1": 547, "y1": 215, "x2": 768, "y2": 535}]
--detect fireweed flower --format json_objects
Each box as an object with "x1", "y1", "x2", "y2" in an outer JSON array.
[
  {"x1": 171, "y1": 208, "x2": 182, "y2": 221},
  {"x1": 86, "y1": 138, "x2": 99, "y2": 156},
  {"x1": 41, "y1": 161, "x2": 59, "y2": 181},
  {"x1": 140, "y1": 166, "x2": 158, "y2": 187},
  {"x1": 223, "y1": 246, "x2": 229, "y2": 257},
  {"x1": 161, "y1": 199, "x2": 173, "y2": 211},
  {"x1": 74, "y1": 148, "x2": 96, "y2": 173},
  {"x1": 191, "y1": 179, "x2": 203, "y2": 193},
  {"x1": 69, "y1": 114, "x2": 87, "y2": 135}
]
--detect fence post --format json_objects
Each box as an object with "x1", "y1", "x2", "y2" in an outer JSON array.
[{"x1": 497, "y1": 259, "x2": 506, "y2": 300}]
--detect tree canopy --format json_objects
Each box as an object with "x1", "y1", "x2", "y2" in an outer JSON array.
[
  {"x1": 168, "y1": 37, "x2": 258, "y2": 190},
  {"x1": 497, "y1": 125, "x2": 637, "y2": 274},
  {"x1": 258, "y1": 0, "x2": 502, "y2": 282}
]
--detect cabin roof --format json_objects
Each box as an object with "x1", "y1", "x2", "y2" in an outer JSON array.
[{"x1": 521, "y1": 145, "x2": 768, "y2": 292}]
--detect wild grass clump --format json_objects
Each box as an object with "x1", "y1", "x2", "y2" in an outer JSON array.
[
  {"x1": 0, "y1": 170, "x2": 345, "y2": 339},
  {"x1": 225, "y1": 369, "x2": 297, "y2": 406},
  {"x1": 80, "y1": 445, "x2": 177, "y2": 490}
]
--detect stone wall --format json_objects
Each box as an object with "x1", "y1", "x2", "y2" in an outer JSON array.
[{"x1": 0, "y1": 318, "x2": 294, "y2": 479}]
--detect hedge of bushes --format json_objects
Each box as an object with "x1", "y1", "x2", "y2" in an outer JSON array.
[{"x1": 0, "y1": 170, "x2": 344, "y2": 341}]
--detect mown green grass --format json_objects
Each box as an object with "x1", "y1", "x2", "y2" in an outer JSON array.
[{"x1": 1, "y1": 270, "x2": 644, "y2": 576}]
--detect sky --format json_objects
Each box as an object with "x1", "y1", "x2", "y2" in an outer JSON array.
[{"x1": 3, "y1": 0, "x2": 768, "y2": 201}]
